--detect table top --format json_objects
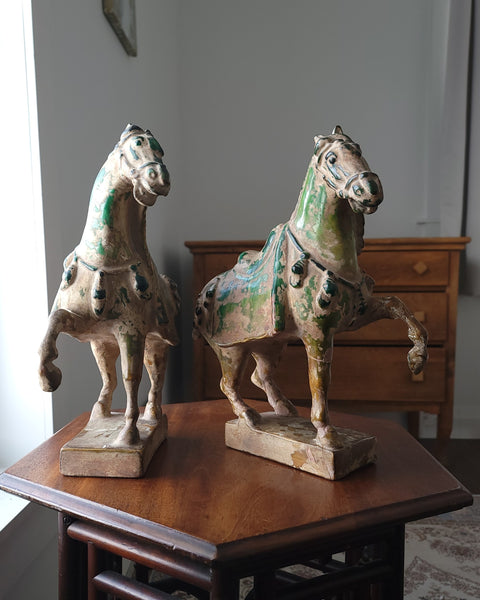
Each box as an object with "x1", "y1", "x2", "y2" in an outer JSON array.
[{"x1": 0, "y1": 400, "x2": 472, "y2": 565}]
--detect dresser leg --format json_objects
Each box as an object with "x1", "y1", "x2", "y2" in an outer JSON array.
[
  {"x1": 407, "y1": 412, "x2": 419, "y2": 438},
  {"x1": 437, "y1": 406, "x2": 453, "y2": 442},
  {"x1": 58, "y1": 512, "x2": 87, "y2": 600}
]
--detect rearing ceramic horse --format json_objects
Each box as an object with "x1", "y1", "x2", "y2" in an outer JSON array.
[
  {"x1": 194, "y1": 126, "x2": 428, "y2": 449},
  {"x1": 39, "y1": 124, "x2": 179, "y2": 446}
]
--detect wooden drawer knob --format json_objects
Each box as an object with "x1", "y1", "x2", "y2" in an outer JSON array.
[
  {"x1": 414, "y1": 311, "x2": 425, "y2": 322},
  {"x1": 411, "y1": 371, "x2": 424, "y2": 383},
  {"x1": 413, "y1": 261, "x2": 429, "y2": 275}
]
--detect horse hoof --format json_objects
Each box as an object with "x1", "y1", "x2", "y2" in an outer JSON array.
[
  {"x1": 407, "y1": 348, "x2": 427, "y2": 375},
  {"x1": 39, "y1": 364, "x2": 62, "y2": 392},
  {"x1": 242, "y1": 408, "x2": 261, "y2": 428},
  {"x1": 112, "y1": 426, "x2": 140, "y2": 447},
  {"x1": 274, "y1": 400, "x2": 299, "y2": 417},
  {"x1": 89, "y1": 402, "x2": 112, "y2": 422},
  {"x1": 314, "y1": 426, "x2": 344, "y2": 450},
  {"x1": 142, "y1": 407, "x2": 162, "y2": 423}
]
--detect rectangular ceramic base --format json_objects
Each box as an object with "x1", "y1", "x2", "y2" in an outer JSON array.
[
  {"x1": 60, "y1": 413, "x2": 167, "y2": 478},
  {"x1": 225, "y1": 413, "x2": 376, "y2": 480}
]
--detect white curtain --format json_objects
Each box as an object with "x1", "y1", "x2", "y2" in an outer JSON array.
[{"x1": 426, "y1": 1, "x2": 472, "y2": 239}]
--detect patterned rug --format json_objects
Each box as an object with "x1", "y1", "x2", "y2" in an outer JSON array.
[
  {"x1": 404, "y1": 495, "x2": 480, "y2": 600},
  {"x1": 152, "y1": 496, "x2": 480, "y2": 599}
]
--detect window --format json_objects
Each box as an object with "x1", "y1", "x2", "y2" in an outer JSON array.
[{"x1": 0, "y1": 0, "x2": 53, "y2": 527}]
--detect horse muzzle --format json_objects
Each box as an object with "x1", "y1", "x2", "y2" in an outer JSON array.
[
  {"x1": 342, "y1": 172, "x2": 383, "y2": 214},
  {"x1": 133, "y1": 162, "x2": 171, "y2": 205}
]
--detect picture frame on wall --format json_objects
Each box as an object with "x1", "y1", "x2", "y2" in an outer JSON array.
[{"x1": 103, "y1": 0, "x2": 137, "y2": 57}]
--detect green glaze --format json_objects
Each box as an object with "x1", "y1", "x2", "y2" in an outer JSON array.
[
  {"x1": 149, "y1": 137, "x2": 163, "y2": 153},
  {"x1": 216, "y1": 302, "x2": 237, "y2": 333},
  {"x1": 102, "y1": 189, "x2": 116, "y2": 228},
  {"x1": 294, "y1": 166, "x2": 322, "y2": 231},
  {"x1": 123, "y1": 332, "x2": 141, "y2": 358}
]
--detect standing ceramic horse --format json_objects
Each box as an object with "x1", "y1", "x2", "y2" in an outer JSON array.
[
  {"x1": 39, "y1": 124, "x2": 179, "y2": 446},
  {"x1": 194, "y1": 126, "x2": 428, "y2": 450}
]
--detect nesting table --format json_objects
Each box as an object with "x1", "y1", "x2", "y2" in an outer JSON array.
[{"x1": 0, "y1": 400, "x2": 472, "y2": 599}]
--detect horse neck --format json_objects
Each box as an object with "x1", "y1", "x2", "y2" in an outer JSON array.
[
  {"x1": 289, "y1": 158, "x2": 364, "y2": 282},
  {"x1": 77, "y1": 153, "x2": 150, "y2": 269}
]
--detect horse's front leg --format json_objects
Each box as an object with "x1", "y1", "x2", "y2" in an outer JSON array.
[
  {"x1": 303, "y1": 335, "x2": 343, "y2": 450},
  {"x1": 143, "y1": 335, "x2": 169, "y2": 423},
  {"x1": 38, "y1": 309, "x2": 87, "y2": 391},
  {"x1": 114, "y1": 332, "x2": 145, "y2": 446},
  {"x1": 351, "y1": 296, "x2": 428, "y2": 375}
]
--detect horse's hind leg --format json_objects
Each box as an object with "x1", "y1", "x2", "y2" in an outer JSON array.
[
  {"x1": 89, "y1": 339, "x2": 119, "y2": 421},
  {"x1": 216, "y1": 345, "x2": 261, "y2": 428},
  {"x1": 143, "y1": 336, "x2": 169, "y2": 423},
  {"x1": 251, "y1": 344, "x2": 298, "y2": 417}
]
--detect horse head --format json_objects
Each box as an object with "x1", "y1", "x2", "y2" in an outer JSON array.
[
  {"x1": 313, "y1": 125, "x2": 383, "y2": 214},
  {"x1": 118, "y1": 124, "x2": 171, "y2": 206}
]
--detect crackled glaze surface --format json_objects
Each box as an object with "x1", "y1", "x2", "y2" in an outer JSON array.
[
  {"x1": 39, "y1": 125, "x2": 179, "y2": 451},
  {"x1": 195, "y1": 126, "x2": 428, "y2": 452}
]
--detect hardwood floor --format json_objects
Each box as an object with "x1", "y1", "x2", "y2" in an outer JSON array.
[{"x1": 419, "y1": 439, "x2": 480, "y2": 493}]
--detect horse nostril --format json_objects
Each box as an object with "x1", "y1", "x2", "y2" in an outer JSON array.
[
  {"x1": 148, "y1": 168, "x2": 157, "y2": 180},
  {"x1": 367, "y1": 179, "x2": 379, "y2": 195}
]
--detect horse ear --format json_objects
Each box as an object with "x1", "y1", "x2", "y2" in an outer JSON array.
[
  {"x1": 314, "y1": 135, "x2": 328, "y2": 155},
  {"x1": 332, "y1": 125, "x2": 344, "y2": 135},
  {"x1": 121, "y1": 124, "x2": 143, "y2": 140}
]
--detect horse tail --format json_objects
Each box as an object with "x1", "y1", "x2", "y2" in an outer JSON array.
[
  {"x1": 159, "y1": 274, "x2": 181, "y2": 317},
  {"x1": 193, "y1": 278, "x2": 218, "y2": 340}
]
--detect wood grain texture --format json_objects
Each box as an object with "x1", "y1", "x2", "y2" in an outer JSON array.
[{"x1": 0, "y1": 400, "x2": 472, "y2": 566}]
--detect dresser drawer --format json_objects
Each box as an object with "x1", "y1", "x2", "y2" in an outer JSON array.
[
  {"x1": 359, "y1": 251, "x2": 449, "y2": 289},
  {"x1": 335, "y1": 292, "x2": 447, "y2": 344},
  {"x1": 203, "y1": 345, "x2": 446, "y2": 404}
]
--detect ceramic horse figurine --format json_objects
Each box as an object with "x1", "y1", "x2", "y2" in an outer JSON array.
[
  {"x1": 194, "y1": 126, "x2": 428, "y2": 450},
  {"x1": 39, "y1": 124, "x2": 179, "y2": 447}
]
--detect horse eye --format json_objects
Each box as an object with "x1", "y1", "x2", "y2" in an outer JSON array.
[
  {"x1": 135, "y1": 139, "x2": 143, "y2": 146},
  {"x1": 328, "y1": 155, "x2": 336, "y2": 165}
]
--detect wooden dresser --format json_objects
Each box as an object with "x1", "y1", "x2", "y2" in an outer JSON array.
[{"x1": 186, "y1": 237, "x2": 469, "y2": 441}]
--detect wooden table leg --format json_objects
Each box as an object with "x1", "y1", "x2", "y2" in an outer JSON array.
[
  {"x1": 381, "y1": 524, "x2": 405, "y2": 599},
  {"x1": 88, "y1": 542, "x2": 112, "y2": 600},
  {"x1": 253, "y1": 572, "x2": 276, "y2": 599},
  {"x1": 58, "y1": 512, "x2": 87, "y2": 600},
  {"x1": 210, "y1": 569, "x2": 239, "y2": 600}
]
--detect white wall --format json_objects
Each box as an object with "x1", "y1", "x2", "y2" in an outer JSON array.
[
  {"x1": 32, "y1": 0, "x2": 182, "y2": 430},
  {"x1": 3, "y1": 1, "x2": 478, "y2": 598}
]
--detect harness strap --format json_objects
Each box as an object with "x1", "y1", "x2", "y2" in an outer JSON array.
[
  {"x1": 286, "y1": 226, "x2": 357, "y2": 290},
  {"x1": 76, "y1": 253, "x2": 143, "y2": 275}
]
